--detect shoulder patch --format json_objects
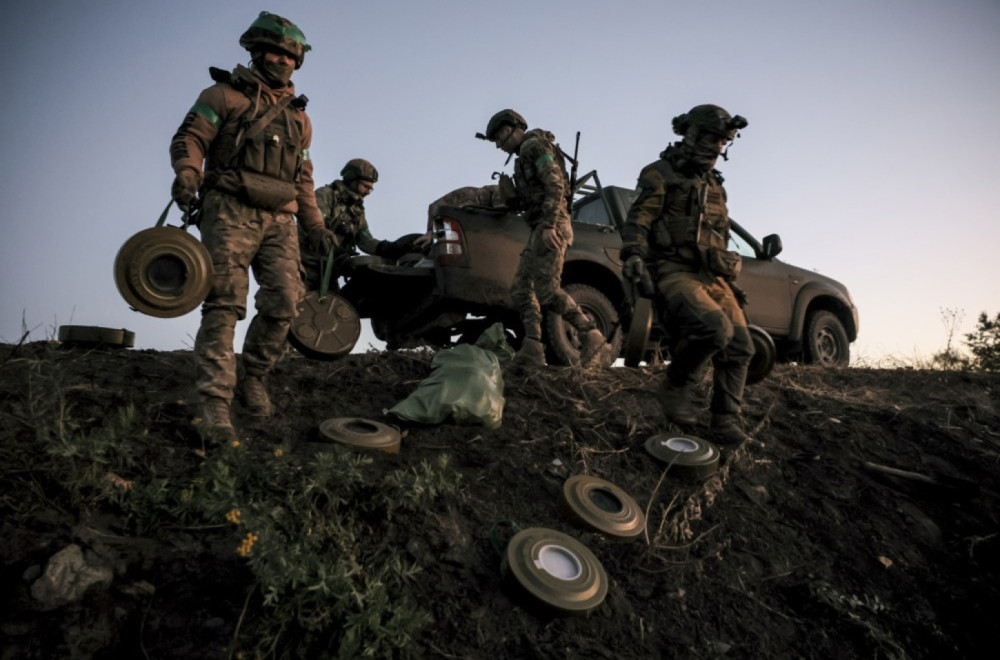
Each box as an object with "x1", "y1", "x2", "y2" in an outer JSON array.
[
  {"x1": 534, "y1": 153, "x2": 555, "y2": 169},
  {"x1": 190, "y1": 102, "x2": 221, "y2": 128}
]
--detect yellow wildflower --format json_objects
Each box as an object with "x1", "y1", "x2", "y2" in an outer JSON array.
[
  {"x1": 226, "y1": 509, "x2": 242, "y2": 525},
  {"x1": 236, "y1": 531, "x2": 259, "y2": 557}
]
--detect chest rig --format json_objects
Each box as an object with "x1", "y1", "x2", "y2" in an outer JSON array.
[
  {"x1": 211, "y1": 67, "x2": 309, "y2": 210},
  {"x1": 651, "y1": 166, "x2": 729, "y2": 259}
]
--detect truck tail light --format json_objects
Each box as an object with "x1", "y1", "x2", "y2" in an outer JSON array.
[{"x1": 434, "y1": 217, "x2": 465, "y2": 266}]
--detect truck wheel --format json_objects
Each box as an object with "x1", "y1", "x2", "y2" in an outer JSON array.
[
  {"x1": 804, "y1": 310, "x2": 850, "y2": 367},
  {"x1": 544, "y1": 284, "x2": 622, "y2": 367}
]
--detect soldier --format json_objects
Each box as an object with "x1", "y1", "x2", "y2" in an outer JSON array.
[
  {"x1": 299, "y1": 159, "x2": 415, "y2": 291},
  {"x1": 620, "y1": 104, "x2": 754, "y2": 445},
  {"x1": 479, "y1": 109, "x2": 607, "y2": 367},
  {"x1": 169, "y1": 11, "x2": 336, "y2": 438}
]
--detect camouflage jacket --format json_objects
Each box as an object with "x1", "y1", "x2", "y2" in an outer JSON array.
[
  {"x1": 513, "y1": 129, "x2": 571, "y2": 234},
  {"x1": 314, "y1": 180, "x2": 381, "y2": 257},
  {"x1": 169, "y1": 64, "x2": 323, "y2": 234},
  {"x1": 621, "y1": 144, "x2": 730, "y2": 269}
]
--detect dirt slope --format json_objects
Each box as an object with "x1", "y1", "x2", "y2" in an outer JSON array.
[{"x1": 1, "y1": 341, "x2": 998, "y2": 659}]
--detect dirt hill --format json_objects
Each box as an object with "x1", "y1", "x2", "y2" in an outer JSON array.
[{"x1": 1, "y1": 341, "x2": 998, "y2": 659}]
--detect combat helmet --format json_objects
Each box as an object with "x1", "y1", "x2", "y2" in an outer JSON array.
[
  {"x1": 340, "y1": 158, "x2": 379, "y2": 183},
  {"x1": 484, "y1": 109, "x2": 528, "y2": 140},
  {"x1": 671, "y1": 104, "x2": 748, "y2": 140},
  {"x1": 239, "y1": 11, "x2": 312, "y2": 69}
]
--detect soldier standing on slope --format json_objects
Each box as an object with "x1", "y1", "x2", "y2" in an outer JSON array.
[
  {"x1": 169, "y1": 12, "x2": 336, "y2": 438},
  {"x1": 620, "y1": 104, "x2": 754, "y2": 444},
  {"x1": 479, "y1": 109, "x2": 607, "y2": 368}
]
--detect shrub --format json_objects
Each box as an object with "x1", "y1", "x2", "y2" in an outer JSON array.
[{"x1": 964, "y1": 311, "x2": 1000, "y2": 372}]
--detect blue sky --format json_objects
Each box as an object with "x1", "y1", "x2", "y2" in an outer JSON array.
[{"x1": 2, "y1": 0, "x2": 998, "y2": 364}]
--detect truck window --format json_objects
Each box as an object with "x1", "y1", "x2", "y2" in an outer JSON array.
[
  {"x1": 728, "y1": 227, "x2": 758, "y2": 259},
  {"x1": 574, "y1": 197, "x2": 613, "y2": 226}
]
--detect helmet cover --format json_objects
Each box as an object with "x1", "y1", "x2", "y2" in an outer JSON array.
[{"x1": 239, "y1": 11, "x2": 311, "y2": 69}]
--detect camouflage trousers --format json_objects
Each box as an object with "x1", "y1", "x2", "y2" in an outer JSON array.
[
  {"x1": 656, "y1": 269, "x2": 754, "y2": 417},
  {"x1": 510, "y1": 224, "x2": 592, "y2": 340},
  {"x1": 194, "y1": 191, "x2": 305, "y2": 402}
]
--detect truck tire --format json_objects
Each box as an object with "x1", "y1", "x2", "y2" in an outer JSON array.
[
  {"x1": 544, "y1": 284, "x2": 622, "y2": 367},
  {"x1": 804, "y1": 310, "x2": 850, "y2": 367}
]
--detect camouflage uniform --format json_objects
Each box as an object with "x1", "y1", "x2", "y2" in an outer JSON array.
[
  {"x1": 299, "y1": 179, "x2": 388, "y2": 291},
  {"x1": 621, "y1": 105, "x2": 753, "y2": 439},
  {"x1": 509, "y1": 129, "x2": 598, "y2": 349},
  {"x1": 427, "y1": 185, "x2": 501, "y2": 229},
  {"x1": 170, "y1": 13, "x2": 327, "y2": 430}
]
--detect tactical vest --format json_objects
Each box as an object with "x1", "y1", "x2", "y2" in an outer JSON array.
[
  {"x1": 209, "y1": 67, "x2": 308, "y2": 210},
  {"x1": 650, "y1": 165, "x2": 729, "y2": 263}
]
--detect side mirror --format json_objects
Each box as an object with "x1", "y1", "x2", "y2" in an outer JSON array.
[{"x1": 761, "y1": 234, "x2": 783, "y2": 260}]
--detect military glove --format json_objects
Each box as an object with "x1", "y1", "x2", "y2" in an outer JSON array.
[
  {"x1": 309, "y1": 226, "x2": 338, "y2": 254},
  {"x1": 376, "y1": 238, "x2": 414, "y2": 261},
  {"x1": 623, "y1": 255, "x2": 654, "y2": 296},
  {"x1": 171, "y1": 169, "x2": 201, "y2": 212}
]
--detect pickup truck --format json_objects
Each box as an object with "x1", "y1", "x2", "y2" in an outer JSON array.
[{"x1": 339, "y1": 172, "x2": 859, "y2": 369}]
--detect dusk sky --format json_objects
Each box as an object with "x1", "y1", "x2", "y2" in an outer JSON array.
[{"x1": 2, "y1": 0, "x2": 997, "y2": 365}]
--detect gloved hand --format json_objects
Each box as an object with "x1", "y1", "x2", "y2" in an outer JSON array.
[
  {"x1": 376, "y1": 239, "x2": 411, "y2": 261},
  {"x1": 623, "y1": 255, "x2": 654, "y2": 296},
  {"x1": 171, "y1": 169, "x2": 201, "y2": 211},
  {"x1": 309, "y1": 226, "x2": 338, "y2": 254},
  {"x1": 413, "y1": 231, "x2": 433, "y2": 248}
]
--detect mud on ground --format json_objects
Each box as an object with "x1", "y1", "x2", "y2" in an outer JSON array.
[{"x1": 1, "y1": 341, "x2": 998, "y2": 659}]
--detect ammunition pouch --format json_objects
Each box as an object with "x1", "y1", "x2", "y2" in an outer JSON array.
[
  {"x1": 651, "y1": 220, "x2": 673, "y2": 251},
  {"x1": 232, "y1": 92, "x2": 303, "y2": 211},
  {"x1": 238, "y1": 171, "x2": 297, "y2": 211},
  {"x1": 704, "y1": 247, "x2": 742, "y2": 280}
]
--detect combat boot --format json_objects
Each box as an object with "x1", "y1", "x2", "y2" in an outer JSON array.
[
  {"x1": 710, "y1": 414, "x2": 749, "y2": 445},
  {"x1": 513, "y1": 337, "x2": 546, "y2": 367},
  {"x1": 658, "y1": 382, "x2": 699, "y2": 427},
  {"x1": 243, "y1": 374, "x2": 273, "y2": 417},
  {"x1": 198, "y1": 397, "x2": 236, "y2": 439},
  {"x1": 578, "y1": 328, "x2": 607, "y2": 368}
]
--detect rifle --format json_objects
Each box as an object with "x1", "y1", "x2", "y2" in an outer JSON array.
[{"x1": 564, "y1": 131, "x2": 580, "y2": 213}]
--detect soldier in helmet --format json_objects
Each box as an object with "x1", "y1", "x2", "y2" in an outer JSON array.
[
  {"x1": 480, "y1": 109, "x2": 608, "y2": 368},
  {"x1": 299, "y1": 158, "x2": 415, "y2": 291},
  {"x1": 169, "y1": 11, "x2": 336, "y2": 439},
  {"x1": 620, "y1": 104, "x2": 754, "y2": 445}
]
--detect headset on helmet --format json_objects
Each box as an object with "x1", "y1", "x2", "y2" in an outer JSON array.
[
  {"x1": 672, "y1": 104, "x2": 748, "y2": 140},
  {"x1": 482, "y1": 109, "x2": 528, "y2": 141},
  {"x1": 239, "y1": 11, "x2": 311, "y2": 69},
  {"x1": 340, "y1": 158, "x2": 379, "y2": 183}
]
